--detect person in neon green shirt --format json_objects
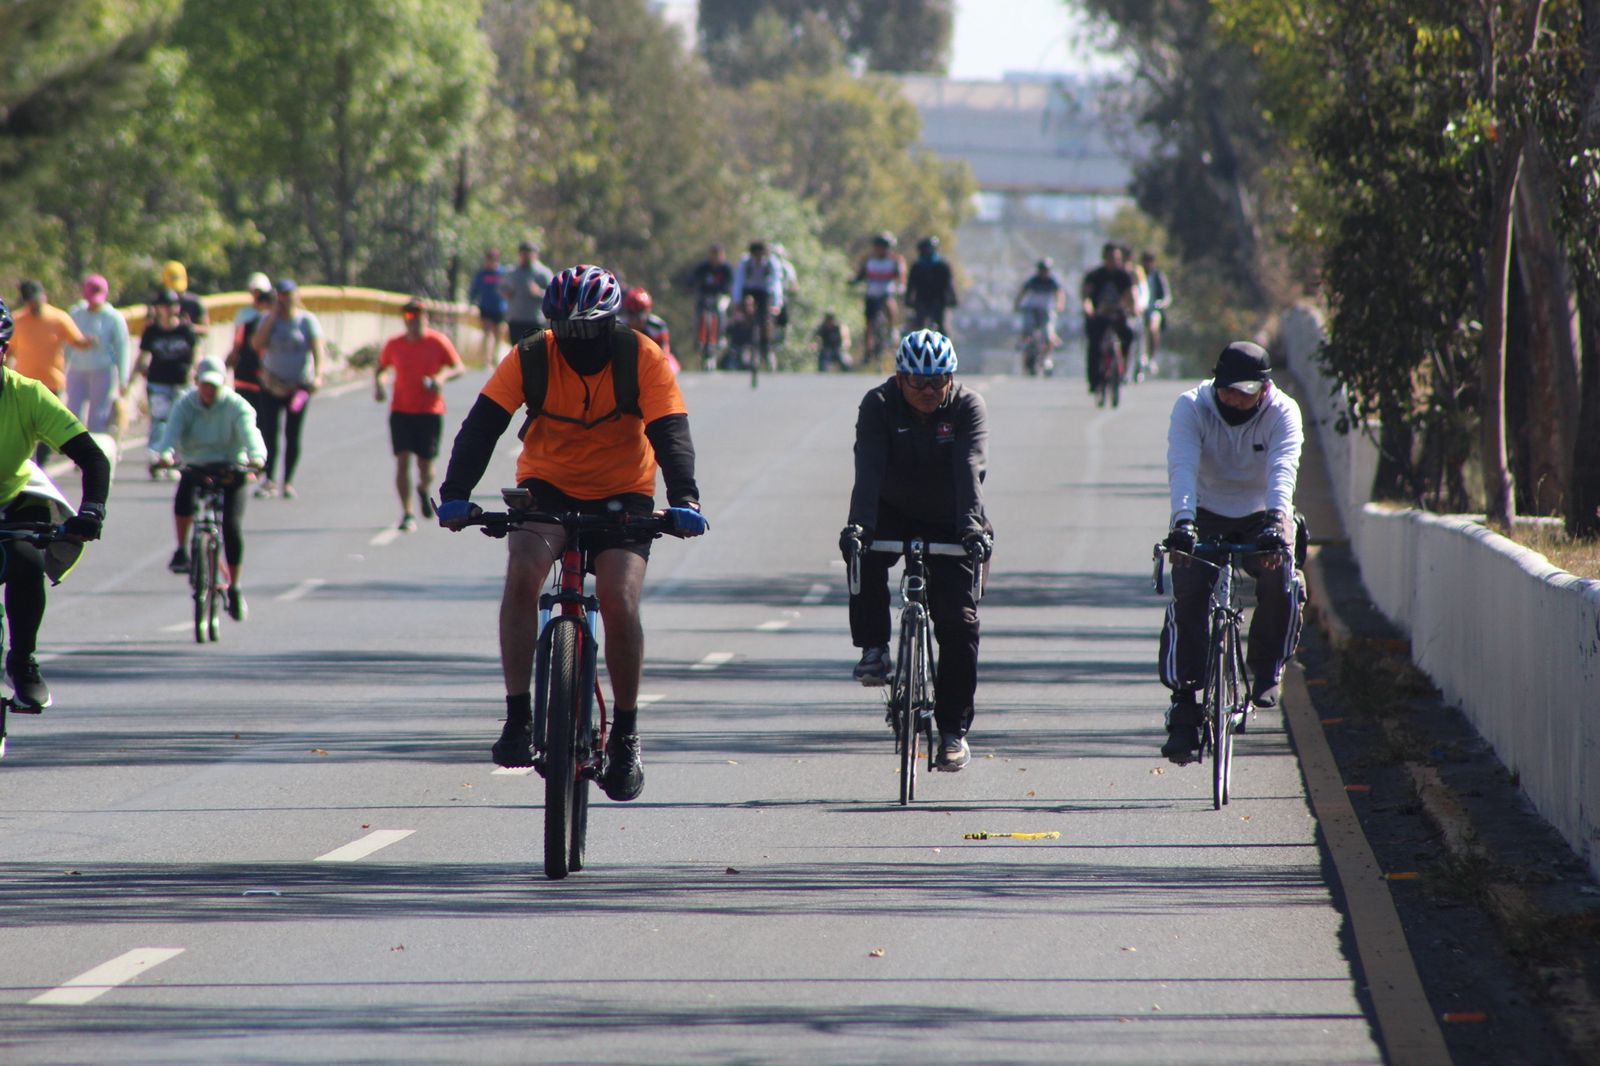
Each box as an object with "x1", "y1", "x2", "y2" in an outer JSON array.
[{"x1": 0, "y1": 297, "x2": 111, "y2": 708}]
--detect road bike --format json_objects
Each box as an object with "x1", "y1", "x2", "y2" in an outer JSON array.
[
  {"x1": 1096, "y1": 313, "x2": 1128, "y2": 408},
  {"x1": 847, "y1": 532, "x2": 984, "y2": 805},
  {"x1": 465, "y1": 494, "x2": 680, "y2": 879},
  {"x1": 695, "y1": 294, "x2": 725, "y2": 371},
  {"x1": 179, "y1": 465, "x2": 248, "y2": 643},
  {"x1": 0, "y1": 522, "x2": 75, "y2": 760},
  {"x1": 1153, "y1": 539, "x2": 1283, "y2": 809},
  {"x1": 862, "y1": 300, "x2": 898, "y2": 372},
  {"x1": 1018, "y1": 313, "x2": 1054, "y2": 378}
]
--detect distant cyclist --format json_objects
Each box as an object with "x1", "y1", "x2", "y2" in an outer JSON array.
[
  {"x1": 154, "y1": 359, "x2": 267, "y2": 623},
  {"x1": 815, "y1": 311, "x2": 851, "y2": 372},
  {"x1": 841, "y1": 330, "x2": 992, "y2": 772},
  {"x1": 1139, "y1": 250, "x2": 1172, "y2": 377},
  {"x1": 437, "y1": 265, "x2": 708, "y2": 802},
  {"x1": 905, "y1": 236, "x2": 957, "y2": 335},
  {"x1": 1081, "y1": 243, "x2": 1137, "y2": 394},
  {"x1": 1013, "y1": 259, "x2": 1064, "y2": 372},
  {"x1": 685, "y1": 243, "x2": 732, "y2": 367},
  {"x1": 1159, "y1": 342, "x2": 1304, "y2": 763},
  {"x1": 853, "y1": 233, "x2": 907, "y2": 363},
  {"x1": 622, "y1": 288, "x2": 679, "y2": 373},
  {"x1": 0, "y1": 296, "x2": 110, "y2": 708},
  {"x1": 731, "y1": 242, "x2": 783, "y2": 372}
]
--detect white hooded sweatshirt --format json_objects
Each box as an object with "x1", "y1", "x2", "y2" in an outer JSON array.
[{"x1": 1167, "y1": 380, "x2": 1303, "y2": 524}]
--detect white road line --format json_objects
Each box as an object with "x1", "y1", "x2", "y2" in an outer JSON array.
[
  {"x1": 637, "y1": 694, "x2": 665, "y2": 706},
  {"x1": 757, "y1": 620, "x2": 791, "y2": 632},
  {"x1": 369, "y1": 527, "x2": 404, "y2": 547},
  {"x1": 802, "y1": 582, "x2": 830, "y2": 604},
  {"x1": 159, "y1": 622, "x2": 191, "y2": 633},
  {"x1": 313, "y1": 829, "x2": 415, "y2": 862},
  {"x1": 691, "y1": 652, "x2": 735, "y2": 671},
  {"x1": 276, "y1": 578, "x2": 326, "y2": 602},
  {"x1": 491, "y1": 767, "x2": 535, "y2": 776},
  {"x1": 30, "y1": 948, "x2": 185, "y2": 1006}
]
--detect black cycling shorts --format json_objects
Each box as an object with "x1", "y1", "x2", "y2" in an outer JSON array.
[
  {"x1": 518, "y1": 479, "x2": 655, "y2": 571},
  {"x1": 390, "y1": 412, "x2": 444, "y2": 459}
]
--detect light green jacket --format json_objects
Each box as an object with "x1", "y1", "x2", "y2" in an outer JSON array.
[{"x1": 153, "y1": 387, "x2": 267, "y2": 467}]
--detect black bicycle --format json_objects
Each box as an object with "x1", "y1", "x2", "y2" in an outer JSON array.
[
  {"x1": 465, "y1": 493, "x2": 683, "y2": 879},
  {"x1": 1153, "y1": 539, "x2": 1280, "y2": 808},
  {"x1": 848, "y1": 532, "x2": 984, "y2": 805},
  {"x1": 179, "y1": 465, "x2": 247, "y2": 644},
  {"x1": 0, "y1": 522, "x2": 74, "y2": 759}
]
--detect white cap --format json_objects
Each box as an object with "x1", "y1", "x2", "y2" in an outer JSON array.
[
  {"x1": 195, "y1": 359, "x2": 226, "y2": 387},
  {"x1": 246, "y1": 272, "x2": 272, "y2": 294}
]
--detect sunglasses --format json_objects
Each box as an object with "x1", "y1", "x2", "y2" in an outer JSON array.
[{"x1": 901, "y1": 373, "x2": 952, "y2": 392}]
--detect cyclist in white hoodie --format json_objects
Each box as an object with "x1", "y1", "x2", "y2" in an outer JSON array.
[{"x1": 1158, "y1": 341, "x2": 1304, "y2": 763}]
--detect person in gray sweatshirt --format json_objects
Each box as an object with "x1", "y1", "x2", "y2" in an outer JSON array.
[{"x1": 1158, "y1": 341, "x2": 1305, "y2": 763}]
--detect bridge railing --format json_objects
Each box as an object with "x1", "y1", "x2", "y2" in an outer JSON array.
[{"x1": 1280, "y1": 306, "x2": 1600, "y2": 880}]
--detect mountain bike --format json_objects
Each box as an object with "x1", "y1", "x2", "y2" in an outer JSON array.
[
  {"x1": 1017, "y1": 308, "x2": 1053, "y2": 377},
  {"x1": 848, "y1": 532, "x2": 985, "y2": 805},
  {"x1": 178, "y1": 465, "x2": 247, "y2": 644},
  {"x1": 465, "y1": 493, "x2": 682, "y2": 879},
  {"x1": 0, "y1": 522, "x2": 74, "y2": 759},
  {"x1": 1153, "y1": 539, "x2": 1280, "y2": 809}
]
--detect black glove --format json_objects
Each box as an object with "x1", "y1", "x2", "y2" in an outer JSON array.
[
  {"x1": 1257, "y1": 509, "x2": 1290, "y2": 552},
  {"x1": 64, "y1": 503, "x2": 105, "y2": 542},
  {"x1": 963, "y1": 530, "x2": 993, "y2": 562},
  {"x1": 839, "y1": 524, "x2": 866, "y2": 563},
  {"x1": 1164, "y1": 520, "x2": 1197, "y2": 555}
]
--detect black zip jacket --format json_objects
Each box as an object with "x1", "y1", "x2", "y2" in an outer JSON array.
[{"x1": 847, "y1": 377, "x2": 986, "y2": 537}]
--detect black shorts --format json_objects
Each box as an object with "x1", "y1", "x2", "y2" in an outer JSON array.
[
  {"x1": 390, "y1": 412, "x2": 444, "y2": 459},
  {"x1": 478, "y1": 308, "x2": 506, "y2": 327},
  {"x1": 519, "y1": 479, "x2": 655, "y2": 570}
]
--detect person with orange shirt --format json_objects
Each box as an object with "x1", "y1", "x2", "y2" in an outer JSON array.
[
  {"x1": 374, "y1": 297, "x2": 463, "y2": 531},
  {"x1": 437, "y1": 265, "x2": 708, "y2": 803},
  {"x1": 9, "y1": 281, "x2": 92, "y2": 397}
]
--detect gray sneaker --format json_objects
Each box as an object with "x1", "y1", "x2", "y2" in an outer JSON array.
[
  {"x1": 935, "y1": 733, "x2": 970, "y2": 771},
  {"x1": 852, "y1": 645, "x2": 892, "y2": 686}
]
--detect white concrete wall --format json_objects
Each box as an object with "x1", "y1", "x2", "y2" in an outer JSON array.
[{"x1": 1280, "y1": 305, "x2": 1600, "y2": 877}]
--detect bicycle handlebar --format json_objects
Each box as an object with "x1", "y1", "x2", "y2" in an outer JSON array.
[
  {"x1": 461, "y1": 508, "x2": 678, "y2": 541},
  {"x1": 1151, "y1": 540, "x2": 1288, "y2": 595},
  {"x1": 0, "y1": 522, "x2": 70, "y2": 547},
  {"x1": 845, "y1": 535, "x2": 985, "y2": 601}
]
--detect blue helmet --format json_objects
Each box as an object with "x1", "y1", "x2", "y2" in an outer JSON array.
[
  {"x1": 542, "y1": 264, "x2": 622, "y2": 322},
  {"x1": 896, "y1": 329, "x2": 957, "y2": 375},
  {"x1": 0, "y1": 296, "x2": 12, "y2": 354}
]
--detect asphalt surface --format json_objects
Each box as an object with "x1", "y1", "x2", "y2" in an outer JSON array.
[{"x1": 0, "y1": 369, "x2": 1386, "y2": 1065}]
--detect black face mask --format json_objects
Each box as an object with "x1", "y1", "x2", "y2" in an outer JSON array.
[
  {"x1": 1213, "y1": 386, "x2": 1262, "y2": 426},
  {"x1": 552, "y1": 322, "x2": 614, "y2": 376}
]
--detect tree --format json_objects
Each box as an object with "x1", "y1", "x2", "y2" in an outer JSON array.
[
  {"x1": 178, "y1": 0, "x2": 491, "y2": 285},
  {"x1": 698, "y1": 0, "x2": 953, "y2": 86}
]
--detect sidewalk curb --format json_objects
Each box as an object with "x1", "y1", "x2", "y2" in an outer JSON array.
[{"x1": 1302, "y1": 545, "x2": 1600, "y2": 1064}]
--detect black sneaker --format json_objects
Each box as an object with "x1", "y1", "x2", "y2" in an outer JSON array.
[
  {"x1": 168, "y1": 548, "x2": 190, "y2": 573},
  {"x1": 491, "y1": 717, "x2": 535, "y2": 768},
  {"x1": 853, "y1": 645, "x2": 892, "y2": 687},
  {"x1": 7, "y1": 655, "x2": 50, "y2": 710},
  {"x1": 601, "y1": 730, "x2": 644, "y2": 801},
  {"x1": 934, "y1": 732, "x2": 970, "y2": 771},
  {"x1": 1252, "y1": 677, "x2": 1282, "y2": 708},
  {"x1": 418, "y1": 491, "x2": 435, "y2": 520},
  {"x1": 1161, "y1": 698, "x2": 1202, "y2": 764},
  {"x1": 227, "y1": 587, "x2": 247, "y2": 622}
]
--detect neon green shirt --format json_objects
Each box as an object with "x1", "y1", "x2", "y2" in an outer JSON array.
[{"x1": 0, "y1": 367, "x2": 87, "y2": 506}]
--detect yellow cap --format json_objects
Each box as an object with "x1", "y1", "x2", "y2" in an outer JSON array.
[{"x1": 161, "y1": 260, "x2": 188, "y2": 292}]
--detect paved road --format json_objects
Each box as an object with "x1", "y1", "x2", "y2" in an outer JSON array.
[{"x1": 0, "y1": 369, "x2": 1384, "y2": 1064}]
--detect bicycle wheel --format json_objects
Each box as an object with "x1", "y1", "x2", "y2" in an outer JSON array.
[
  {"x1": 569, "y1": 658, "x2": 596, "y2": 873},
  {"x1": 205, "y1": 535, "x2": 223, "y2": 642},
  {"x1": 1110, "y1": 346, "x2": 1123, "y2": 408},
  {"x1": 543, "y1": 618, "x2": 583, "y2": 880},
  {"x1": 190, "y1": 532, "x2": 209, "y2": 644},
  {"x1": 1210, "y1": 626, "x2": 1236, "y2": 809},
  {"x1": 895, "y1": 619, "x2": 916, "y2": 805}
]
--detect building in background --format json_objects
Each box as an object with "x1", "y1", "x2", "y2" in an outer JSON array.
[{"x1": 897, "y1": 73, "x2": 1139, "y2": 372}]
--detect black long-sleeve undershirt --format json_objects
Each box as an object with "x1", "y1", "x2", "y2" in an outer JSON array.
[{"x1": 59, "y1": 432, "x2": 111, "y2": 509}]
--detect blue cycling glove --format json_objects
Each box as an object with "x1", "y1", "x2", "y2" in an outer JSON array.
[
  {"x1": 436, "y1": 498, "x2": 482, "y2": 528},
  {"x1": 664, "y1": 506, "x2": 709, "y2": 537}
]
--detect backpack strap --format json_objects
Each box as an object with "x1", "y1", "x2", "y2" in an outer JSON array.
[
  {"x1": 516, "y1": 326, "x2": 642, "y2": 438},
  {"x1": 517, "y1": 329, "x2": 550, "y2": 417},
  {"x1": 610, "y1": 326, "x2": 642, "y2": 419}
]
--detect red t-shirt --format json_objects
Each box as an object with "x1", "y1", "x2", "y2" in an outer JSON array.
[{"x1": 379, "y1": 329, "x2": 461, "y2": 415}]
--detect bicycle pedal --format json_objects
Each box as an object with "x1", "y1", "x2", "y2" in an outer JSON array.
[{"x1": 8, "y1": 701, "x2": 43, "y2": 715}]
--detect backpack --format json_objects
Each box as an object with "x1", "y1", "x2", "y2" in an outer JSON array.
[{"x1": 515, "y1": 326, "x2": 642, "y2": 437}]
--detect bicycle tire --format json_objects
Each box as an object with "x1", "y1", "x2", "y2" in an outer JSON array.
[
  {"x1": 894, "y1": 618, "x2": 916, "y2": 804},
  {"x1": 569, "y1": 651, "x2": 596, "y2": 873},
  {"x1": 1110, "y1": 346, "x2": 1123, "y2": 408},
  {"x1": 922, "y1": 615, "x2": 939, "y2": 772},
  {"x1": 190, "y1": 531, "x2": 208, "y2": 644},
  {"x1": 903, "y1": 616, "x2": 931, "y2": 804},
  {"x1": 543, "y1": 618, "x2": 582, "y2": 880},
  {"x1": 1210, "y1": 624, "x2": 1236, "y2": 809},
  {"x1": 207, "y1": 534, "x2": 224, "y2": 642}
]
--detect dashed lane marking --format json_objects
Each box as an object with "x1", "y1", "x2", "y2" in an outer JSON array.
[
  {"x1": 491, "y1": 767, "x2": 535, "y2": 777},
  {"x1": 30, "y1": 948, "x2": 185, "y2": 1006},
  {"x1": 276, "y1": 578, "x2": 326, "y2": 602},
  {"x1": 690, "y1": 652, "x2": 735, "y2": 671},
  {"x1": 313, "y1": 829, "x2": 416, "y2": 863},
  {"x1": 757, "y1": 620, "x2": 791, "y2": 632},
  {"x1": 369, "y1": 527, "x2": 404, "y2": 548},
  {"x1": 801, "y1": 582, "x2": 830, "y2": 604}
]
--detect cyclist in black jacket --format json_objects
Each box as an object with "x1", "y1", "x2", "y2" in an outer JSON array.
[
  {"x1": 905, "y1": 236, "x2": 957, "y2": 334},
  {"x1": 840, "y1": 330, "x2": 991, "y2": 771}
]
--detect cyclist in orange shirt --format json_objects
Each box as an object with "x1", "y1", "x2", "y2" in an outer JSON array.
[
  {"x1": 437, "y1": 265, "x2": 707, "y2": 803},
  {"x1": 374, "y1": 297, "x2": 463, "y2": 531}
]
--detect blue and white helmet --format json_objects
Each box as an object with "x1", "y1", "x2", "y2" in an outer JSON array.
[
  {"x1": 542, "y1": 264, "x2": 623, "y2": 322},
  {"x1": 895, "y1": 329, "x2": 957, "y2": 376}
]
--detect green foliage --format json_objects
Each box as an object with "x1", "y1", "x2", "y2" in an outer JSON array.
[{"x1": 699, "y1": 0, "x2": 952, "y2": 86}]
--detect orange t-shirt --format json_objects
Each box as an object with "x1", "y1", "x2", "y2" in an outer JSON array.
[
  {"x1": 379, "y1": 329, "x2": 461, "y2": 415},
  {"x1": 480, "y1": 330, "x2": 687, "y2": 499},
  {"x1": 9, "y1": 305, "x2": 84, "y2": 394}
]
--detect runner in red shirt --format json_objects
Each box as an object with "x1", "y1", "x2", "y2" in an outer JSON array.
[{"x1": 374, "y1": 298, "x2": 463, "y2": 530}]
